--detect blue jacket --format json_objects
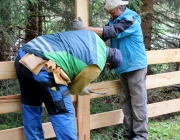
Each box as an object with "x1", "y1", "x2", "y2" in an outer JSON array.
[{"x1": 102, "y1": 8, "x2": 147, "y2": 74}]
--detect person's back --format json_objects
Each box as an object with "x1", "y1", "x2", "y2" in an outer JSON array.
[
  {"x1": 102, "y1": 7, "x2": 147, "y2": 74},
  {"x1": 22, "y1": 30, "x2": 107, "y2": 79}
]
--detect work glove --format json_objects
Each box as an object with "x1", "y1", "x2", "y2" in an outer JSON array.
[
  {"x1": 73, "y1": 17, "x2": 84, "y2": 30},
  {"x1": 80, "y1": 87, "x2": 92, "y2": 95},
  {"x1": 80, "y1": 87, "x2": 107, "y2": 96}
]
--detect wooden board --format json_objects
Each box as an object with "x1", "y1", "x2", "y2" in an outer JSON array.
[
  {"x1": 0, "y1": 94, "x2": 76, "y2": 114},
  {"x1": 90, "y1": 98, "x2": 180, "y2": 130},
  {"x1": 88, "y1": 80, "x2": 120, "y2": 98},
  {"x1": 74, "y1": 1, "x2": 89, "y2": 138},
  {"x1": 0, "y1": 94, "x2": 21, "y2": 114},
  {"x1": 88, "y1": 71, "x2": 180, "y2": 98},
  {"x1": 75, "y1": 0, "x2": 89, "y2": 26},
  {"x1": 1, "y1": 49, "x2": 180, "y2": 80},
  {"x1": 147, "y1": 71, "x2": 180, "y2": 89},
  {"x1": 0, "y1": 61, "x2": 17, "y2": 80},
  {"x1": 0, "y1": 122, "x2": 55, "y2": 140},
  {"x1": 77, "y1": 95, "x2": 90, "y2": 140},
  {"x1": 147, "y1": 49, "x2": 180, "y2": 64}
]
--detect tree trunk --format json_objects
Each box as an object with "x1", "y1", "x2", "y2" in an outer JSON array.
[
  {"x1": 0, "y1": 0, "x2": 11, "y2": 61},
  {"x1": 38, "y1": 1, "x2": 43, "y2": 36},
  {"x1": 140, "y1": 0, "x2": 153, "y2": 51},
  {"x1": 25, "y1": 1, "x2": 38, "y2": 43},
  {"x1": 140, "y1": 0, "x2": 153, "y2": 75}
]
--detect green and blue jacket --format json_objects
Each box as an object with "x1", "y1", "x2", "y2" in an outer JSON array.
[{"x1": 22, "y1": 30, "x2": 107, "y2": 79}]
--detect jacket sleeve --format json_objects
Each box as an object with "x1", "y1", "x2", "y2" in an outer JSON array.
[
  {"x1": 68, "y1": 65, "x2": 100, "y2": 95},
  {"x1": 101, "y1": 18, "x2": 136, "y2": 41}
]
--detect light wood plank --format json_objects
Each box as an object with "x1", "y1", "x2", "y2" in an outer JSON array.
[
  {"x1": 0, "y1": 127, "x2": 26, "y2": 140},
  {"x1": 0, "y1": 94, "x2": 21, "y2": 114},
  {"x1": 88, "y1": 71, "x2": 180, "y2": 98},
  {"x1": 90, "y1": 110, "x2": 124, "y2": 130},
  {"x1": 0, "y1": 94, "x2": 76, "y2": 114},
  {"x1": 148, "y1": 98, "x2": 180, "y2": 117},
  {"x1": 1, "y1": 49, "x2": 180, "y2": 80},
  {"x1": 147, "y1": 49, "x2": 180, "y2": 64},
  {"x1": 0, "y1": 61, "x2": 17, "y2": 80},
  {"x1": 0, "y1": 122, "x2": 55, "y2": 140},
  {"x1": 88, "y1": 80, "x2": 120, "y2": 98},
  {"x1": 43, "y1": 122, "x2": 55, "y2": 139},
  {"x1": 77, "y1": 95, "x2": 90, "y2": 140},
  {"x1": 146, "y1": 71, "x2": 180, "y2": 89},
  {"x1": 90, "y1": 98, "x2": 180, "y2": 130},
  {"x1": 75, "y1": 0, "x2": 89, "y2": 26}
]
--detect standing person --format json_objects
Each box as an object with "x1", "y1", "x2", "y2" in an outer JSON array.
[
  {"x1": 73, "y1": 0, "x2": 148, "y2": 140},
  {"x1": 15, "y1": 30, "x2": 122, "y2": 140}
]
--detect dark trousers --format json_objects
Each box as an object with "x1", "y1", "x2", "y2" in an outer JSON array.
[
  {"x1": 15, "y1": 49, "x2": 77, "y2": 140},
  {"x1": 120, "y1": 68, "x2": 148, "y2": 140}
]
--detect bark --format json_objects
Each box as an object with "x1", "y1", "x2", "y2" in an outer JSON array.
[
  {"x1": 25, "y1": 1, "x2": 38, "y2": 43},
  {"x1": 0, "y1": 0, "x2": 11, "y2": 61},
  {"x1": 140, "y1": 0, "x2": 154, "y2": 75},
  {"x1": 38, "y1": 1, "x2": 43, "y2": 36},
  {"x1": 140, "y1": 0, "x2": 153, "y2": 51}
]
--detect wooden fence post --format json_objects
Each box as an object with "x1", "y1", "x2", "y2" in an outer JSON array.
[
  {"x1": 74, "y1": 0, "x2": 89, "y2": 139},
  {"x1": 75, "y1": 0, "x2": 89, "y2": 26},
  {"x1": 77, "y1": 95, "x2": 90, "y2": 140}
]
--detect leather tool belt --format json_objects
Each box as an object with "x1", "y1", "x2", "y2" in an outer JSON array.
[{"x1": 19, "y1": 53, "x2": 71, "y2": 86}]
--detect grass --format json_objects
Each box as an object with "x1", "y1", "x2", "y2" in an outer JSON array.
[
  {"x1": 148, "y1": 114, "x2": 180, "y2": 140},
  {"x1": 0, "y1": 112, "x2": 22, "y2": 130}
]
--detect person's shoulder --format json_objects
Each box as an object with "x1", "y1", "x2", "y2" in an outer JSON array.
[{"x1": 120, "y1": 8, "x2": 140, "y2": 21}]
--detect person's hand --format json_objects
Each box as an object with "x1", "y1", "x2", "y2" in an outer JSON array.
[
  {"x1": 73, "y1": 17, "x2": 84, "y2": 30},
  {"x1": 80, "y1": 87, "x2": 92, "y2": 95},
  {"x1": 80, "y1": 87, "x2": 107, "y2": 96}
]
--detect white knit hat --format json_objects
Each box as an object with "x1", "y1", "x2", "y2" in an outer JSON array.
[{"x1": 104, "y1": 0, "x2": 129, "y2": 11}]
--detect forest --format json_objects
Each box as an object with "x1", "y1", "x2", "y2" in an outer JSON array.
[{"x1": 0, "y1": 0, "x2": 180, "y2": 139}]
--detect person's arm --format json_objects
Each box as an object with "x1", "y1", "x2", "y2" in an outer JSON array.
[
  {"x1": 102, "y1": 18, "x2": 135, "y2": 40},
  {"x1": 68, "y1": 65, "x2": 100, "y2": 95},
  {"x1": 73, "y1": 17, "x2": 103, "y2": 37},
  {"x1": 83, "y1": 26, "x2": 103, "y2": 37}
]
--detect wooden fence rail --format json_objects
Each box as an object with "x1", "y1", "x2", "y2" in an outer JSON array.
[{"x1": 1, "y1": 49, "x2": 180, "y2": 140}]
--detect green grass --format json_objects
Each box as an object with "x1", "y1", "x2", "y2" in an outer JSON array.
[
  {"x1": 148, "y1": 114, "x2": 180, "y2": 140},
  {"x1": 0, "y1": 112, "x2": 22, "y2": 130}
]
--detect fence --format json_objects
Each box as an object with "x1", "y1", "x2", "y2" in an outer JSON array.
[{"x1": 1, "y1": 49, "x2": 180, "y2": 140}]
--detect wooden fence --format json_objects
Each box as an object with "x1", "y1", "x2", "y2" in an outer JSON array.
[{"x1": 1, "y1": 49, "x2": 180, "y2": 140}]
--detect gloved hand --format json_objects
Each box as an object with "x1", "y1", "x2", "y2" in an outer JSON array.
[
  {"x1": 80, "y1": 87, "x2": 107, "y2": 96},
  {"x1": 80, "y1": 87, "x2": 92, "y2": 95},
  {"x1": 73, "y1": 17, "x2": 84, "y2": 30}
]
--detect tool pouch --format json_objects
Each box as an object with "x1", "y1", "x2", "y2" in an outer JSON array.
[
  {"x1": 53, "y1": 67, "x2": 71, "y2": 86},
  {"x1": 44, "y1": 60, "x2": 56, "y2": 72},
  {"x1": 19, "y1": 53, "x2": 46, "y2": 75}
]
